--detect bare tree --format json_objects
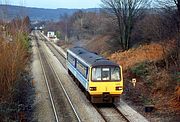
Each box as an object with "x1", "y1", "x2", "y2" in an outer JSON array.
[
  {"x1": 174, "y1": 0, "x2": 180, "y2": 16},
  {"x1": 174, "y1": 0, "x2": 180, "y2": 64},
  {"x1": 157, "y1": 0, "x2": 180, "y2": 66},
  {"x1": 101, "y1": 0, "x2": 150, "y2": 50}
]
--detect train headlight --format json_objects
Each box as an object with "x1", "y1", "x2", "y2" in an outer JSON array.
[
  {"x1": 116, "y1": 86, "x2": 123, "y2": 90},
  {"x1": 89, "y1": 87, "x2": 97, "y2": 91}
]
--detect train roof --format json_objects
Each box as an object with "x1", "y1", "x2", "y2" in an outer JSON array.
[{"x1": 67, "y1": 47, "x2": 119, "y2": 67}]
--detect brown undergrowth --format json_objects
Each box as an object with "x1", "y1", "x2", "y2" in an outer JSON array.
[
  {"x1": 109, "y1": 40, "x2": 176, "y2": 70},
  {"x1": 0, "y1": 17, "x2": 33, "y2": 121},
  {"x1": 85, "y1": 35, "x2": 113, "y2": 56},
  {"x1": 109, "y1": 40, "x2": 179, "y2": 120},
  {"x1": 0, "y1": 36, "x2": 29, "y2": 101}
]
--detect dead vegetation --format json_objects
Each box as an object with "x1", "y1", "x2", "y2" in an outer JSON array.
[
  {"x1": 0, "y1": 16, "x2": 33, "y2": 121},
  {"x1": 109, "y1": 40, "x2": 180, "y2": 119},
  {"x1": 85, "y1": 35, "x2": 114, "y2": 56},
  {"x1": 0, "y1": 36, "x2": 28, "y2": 100},
  {"x1": 108, "y1": 40, "x2": 176, "y2": 70}
]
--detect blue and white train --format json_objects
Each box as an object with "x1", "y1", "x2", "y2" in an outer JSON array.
[{"x1": 67, "y1": 47, "x2": 123, "y2": 103}]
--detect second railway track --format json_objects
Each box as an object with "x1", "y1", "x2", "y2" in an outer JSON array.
[{"x1": 33, "y1": 31, "x2": 81, "y2": 122}]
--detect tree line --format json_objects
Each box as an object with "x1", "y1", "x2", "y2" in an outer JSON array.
[{"x1": 45, "y1": 0, "x2": 179, "y2": 66}]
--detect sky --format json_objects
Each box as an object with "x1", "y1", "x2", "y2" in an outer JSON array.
[{"x1": 2, "y1": 0, "x2": 102, "y2": 9}]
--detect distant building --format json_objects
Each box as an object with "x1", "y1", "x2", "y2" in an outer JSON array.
[
  {"x1": 39, "y1": 26, "x2": 43, "y2": 30},
  {"x1": 47, "y1": 31, "x2": 55, "y2": 38}
]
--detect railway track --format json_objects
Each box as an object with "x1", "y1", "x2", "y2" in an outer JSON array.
[
  {"x1": 38, "y1": 32, "x2": 67, "y2": 69},
  {"x1": 94, "y1": 104, "x2": 129, "y2": 122},
  {"x1": 36, "y1": 31, "x2": 130, "y2": 122},
  {"x1": 33, "y1": 31, "x2": 81, "y2": 122}
]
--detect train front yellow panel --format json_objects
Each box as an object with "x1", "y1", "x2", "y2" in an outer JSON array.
[{"x1": 88, "y1": 81, "x2": 123, "y2": 95}]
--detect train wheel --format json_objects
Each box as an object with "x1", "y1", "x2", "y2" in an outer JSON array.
[
  {"x1": 113, "y1": 97, "x2": 120, "y2": 104},
  {"x1": 75, "y1": 78, "x2": 79, "y2": 86},
  {"x1": 68, "y1": 69, "x2": 71, "y2": 75}
]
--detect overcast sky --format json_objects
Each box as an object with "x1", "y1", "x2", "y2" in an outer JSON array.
[{"x1": 1, "y1": 0, "x2": 102, "y2": 9}]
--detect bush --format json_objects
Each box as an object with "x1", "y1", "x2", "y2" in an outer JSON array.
[
  {"x1": 130, "y1": 62, "x2": 149, "y2": 77},
  {"x1": 0, "y1": 34, "x2": 29, "y2": 101}
]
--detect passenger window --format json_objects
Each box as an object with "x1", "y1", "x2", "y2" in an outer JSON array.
[
  {"x1": 77, "y1": 61, "x2": 87, "y2": 78},
  {"x1": 68, "y1": 54, "x2": 75, "y2": 66}
]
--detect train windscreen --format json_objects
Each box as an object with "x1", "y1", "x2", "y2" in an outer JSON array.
[{"x1": 92, "y1": 66, "x2": 120, "y2": 81}]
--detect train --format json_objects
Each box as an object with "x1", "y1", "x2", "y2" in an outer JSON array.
[{"x1": 67, "y1": 47, "x2": 123, "y2": 103}]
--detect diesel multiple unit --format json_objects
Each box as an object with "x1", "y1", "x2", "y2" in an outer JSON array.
[{"x1": 67, "y1": 47, "x2": 123, "y2": 103}]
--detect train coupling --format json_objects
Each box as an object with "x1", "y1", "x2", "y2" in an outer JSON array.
[{"x1": 103, "y1": 92, "x2": 111, "y2": 102}]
